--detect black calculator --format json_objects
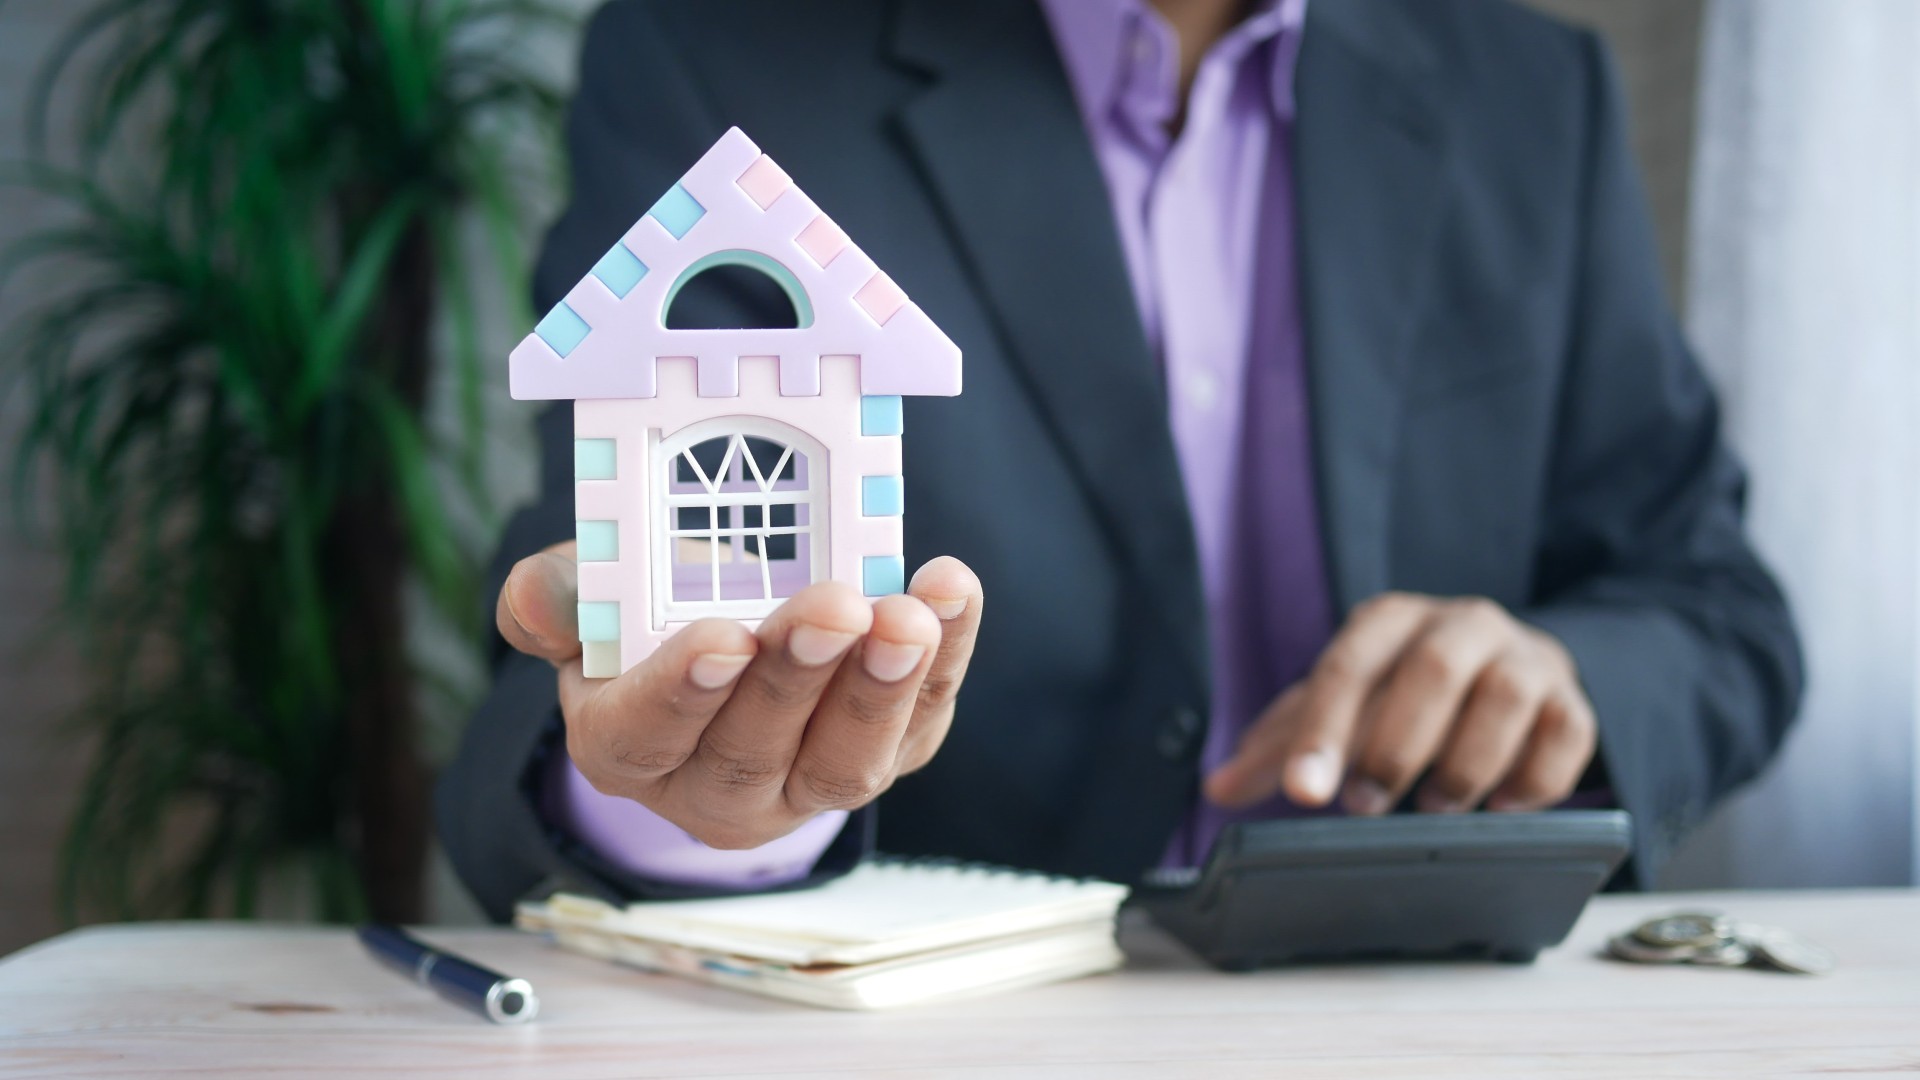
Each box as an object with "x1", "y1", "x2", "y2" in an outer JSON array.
[{"x1": 1134, "y1": 810, "x2": 1632, "y2": 970}]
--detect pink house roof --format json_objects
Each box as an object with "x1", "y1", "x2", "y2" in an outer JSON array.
[{"x1": 509, "y1": 127, "x2": 962, "y2": 401}]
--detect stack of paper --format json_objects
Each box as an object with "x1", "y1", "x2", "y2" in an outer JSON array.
[{"x1": 516, "y1": 859, "x2": 1130, "y2": 1010}]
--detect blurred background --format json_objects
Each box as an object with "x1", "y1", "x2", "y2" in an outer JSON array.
[{"x1": 0, "y1": 0, "x2": 1914, "y2": 956}]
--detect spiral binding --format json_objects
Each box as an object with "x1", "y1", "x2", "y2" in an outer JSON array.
[{"x1": 867, "y1": 853, "x2": 1115, "y2": 889}]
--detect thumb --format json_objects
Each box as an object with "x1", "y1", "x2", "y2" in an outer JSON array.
[{"x1": 496, "y1": 541, "x2": 581, "y2": 665}]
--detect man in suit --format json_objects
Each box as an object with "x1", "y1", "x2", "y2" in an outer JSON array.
[{"x1": 439, "y1": 0, "x2": 1803, "y2": 921}]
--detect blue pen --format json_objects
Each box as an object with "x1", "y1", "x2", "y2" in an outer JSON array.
[{"x1": 356, "y1": 924, "x2": 539, "y2": 1025}]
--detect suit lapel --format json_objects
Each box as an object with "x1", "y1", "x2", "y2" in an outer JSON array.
[
  {"x1": 885, "y1": 0, "x2": 1455, "y2": 672},
  {"x1": 1293, "y1": 0, "x2": 1453, "y2": 613},
  {"x1": 889, "y1": 0, "x2": 1211, "y2": 691}
]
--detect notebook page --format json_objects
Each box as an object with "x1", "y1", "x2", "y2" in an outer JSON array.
[{"x1": 568, "y1": 860, "x2": 1127, "y2": 965}]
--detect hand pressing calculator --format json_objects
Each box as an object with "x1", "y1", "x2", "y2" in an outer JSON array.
[{"x1": 1134, "y1": 810, "x2": 1632, "y2": 970}]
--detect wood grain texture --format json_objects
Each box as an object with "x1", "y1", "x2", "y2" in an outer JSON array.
[{"x1": 2, "y1": 891, "x2": 1916, "y2": 1078}]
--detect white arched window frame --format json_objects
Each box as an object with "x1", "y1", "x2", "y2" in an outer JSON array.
[{"x1": 649, "y1": 416, "x2": 828, "y2": 626}]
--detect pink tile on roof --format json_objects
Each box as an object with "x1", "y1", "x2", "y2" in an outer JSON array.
[
  {"x1": 853, "y1": 271, "x2": 910, "y2": 327},
  {"x1": 734, "y1": 153, "x2": 792, "y2": 211},
  {"x1": 796, "y1": 214, "x2": 852, "y2": 268}
]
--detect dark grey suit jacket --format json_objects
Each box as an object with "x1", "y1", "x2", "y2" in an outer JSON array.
[{"x1": 439, "y1": 0, "x2": 1803, "y2": 921}]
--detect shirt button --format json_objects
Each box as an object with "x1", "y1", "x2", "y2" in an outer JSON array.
[
  {"x1": 1131, "y1": 32, "x2": 1155, "y2": 67},
  {"x1": 1186, "y1": 371, "x2": 1219, "y2": 410},
  {"x1": 1157, "y1": 706, "x2": 1204, "y2": 762}
]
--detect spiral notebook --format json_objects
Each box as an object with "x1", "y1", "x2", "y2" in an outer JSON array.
[{"x1": 515, "y1": 859, "x2": 1129, "y2": 1010}]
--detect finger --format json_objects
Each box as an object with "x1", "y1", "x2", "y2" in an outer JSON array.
[
  {"x1": 1207, "y1": 593, "x2": 1435, "y2": 808},
  {"x1": 496, "y1": 541, "x2": 582, "y2": 665},
  {"x1": 1201, "y1": 684, "x2": 1305, "y2": 808},
  {"x1": 895, "y1": 556, "x2": 984, "y2": 775},
  {"x1": 1413, "y1": 645, "x2": 1549, "y2": 813},
  {"x1": 1486, "y1": 688, "x2": 1599, "y2": 811},
  {"x1": 786, "y1": 594, "x2": 942, "y2": 813},
  {"x1": 682, "y1": 581, "x2": 873, "y2": 813},
  {"x1": 1345, "y1": 599, "x2": 1513, "y2": 814},
  {"x1": 557, "y1": 617, "x2": 760, "y2": 799}
]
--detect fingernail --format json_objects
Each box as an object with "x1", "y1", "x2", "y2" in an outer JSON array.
[
  {"x1": 1342, "y1": 777, "x2": 1393, "y2": 816},
  {"x1": 924, "y1": 596, "x2": 967, "y2": 620},
  {"x1": 1287, "y1": 749, "x2": 1341, "y2": 804},
  {"x1": 787, "y1": 624, "x2": 857, "y2": 667},
  {"x1": 687, "y1": 653, "x2": 752, "y2": 690},
  {"x1": 1485, "y1": 794, "x2": 1524, "y2": 812},
  {"x1": 502, "y1": 578, "x2": 547, "y2": 646},
  {"x1": 515, "y1": 620, "x2": 548, "y2": 649},
  {"x1": 1419, "y1": 790, "x2": 1464, "y2": 814},
  {"x1": 862, "y1": 639, "x2": 927, "y2": 683}
]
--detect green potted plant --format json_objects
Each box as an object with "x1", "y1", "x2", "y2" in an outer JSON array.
[{"x1": 2, "y1": 0, "x2": 569, "y2": 922}]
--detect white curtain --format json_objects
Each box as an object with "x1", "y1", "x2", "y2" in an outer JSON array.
[{"x1": 1669, "y1": 0, "x2": 1920, "y2": 887}]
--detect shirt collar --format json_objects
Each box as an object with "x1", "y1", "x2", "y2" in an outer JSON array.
[{"x1": 1040, "y1": 0, "x2": 1308, "y2": 136}]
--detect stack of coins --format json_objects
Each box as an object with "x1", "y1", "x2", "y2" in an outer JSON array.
[{"x1": 1605, "y1": 912, "x2": 1835, "y2": 974}]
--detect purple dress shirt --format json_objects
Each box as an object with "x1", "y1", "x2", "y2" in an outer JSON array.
[{"x1": 556, "y1": 0, "x2": 1335, "y2": 885}]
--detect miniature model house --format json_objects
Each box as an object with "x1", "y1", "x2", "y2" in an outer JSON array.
[{"x1": 509, "y1": 128, "x2": 962, "y2": 678}]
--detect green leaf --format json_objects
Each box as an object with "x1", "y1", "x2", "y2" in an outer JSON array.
[
  {"x1": 358, "y1": 380, "x2": 470, "y2": 617},
  {"x1": 297, "y1": 193, "x2": 427, "y2": 417},
  {"x1": 427, "y1": 210, "x2": 493, "y2": 522}
]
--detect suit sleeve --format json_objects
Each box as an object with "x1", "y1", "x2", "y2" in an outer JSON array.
[
  {"x1": 1518, "y1": 32, "x2": 1804, "y2": 886},
  {"x1": 434, "y1": 0, "x2": 869, "y2": 922}
]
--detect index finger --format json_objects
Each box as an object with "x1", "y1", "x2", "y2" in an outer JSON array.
[{"x1": 1206, "y1": 593, "x2": 1434, "y2": 808}]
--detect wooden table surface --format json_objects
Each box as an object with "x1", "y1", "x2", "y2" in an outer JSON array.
[{"x1": 2, "y1": 890, "x2": 1916, "y2": 1078}]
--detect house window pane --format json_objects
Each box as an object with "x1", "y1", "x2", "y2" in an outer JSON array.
[{"x1": 658, "y1": 425, "x2": 821, "y2": 618}]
